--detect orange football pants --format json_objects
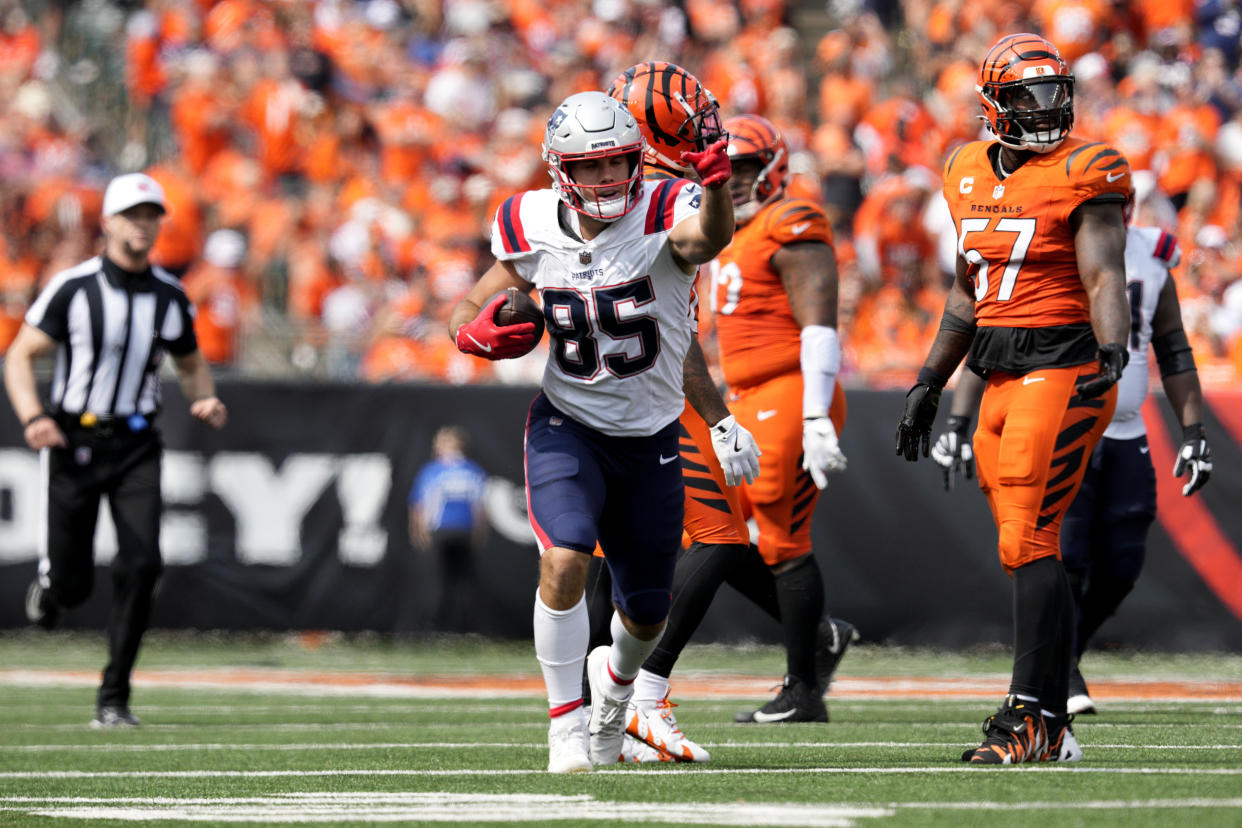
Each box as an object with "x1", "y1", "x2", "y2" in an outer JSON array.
[
  {"x1": 679, "y1": 402, "x2": 751, "y2": 546},
  {"x1": 973, "y1": 364, "x2": 1117, "y2": 573},
  {"x1": 729, "y1": 372, "x2": 847, "y2": 566}
]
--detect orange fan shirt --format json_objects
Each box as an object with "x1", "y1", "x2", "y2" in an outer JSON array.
[
  {"x1": 941, "y1": 137, "x2": 1131, "y2": 329},
  {"x1": 711, "y1": 198, "x2": 834, "y2": 389}
]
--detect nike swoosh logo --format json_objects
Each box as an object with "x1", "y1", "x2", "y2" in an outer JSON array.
[
  {"x1": 752, "y1": 707, "x2": 799, "y2": 723},
  {"x1": 791, "y1": 222, "x2": 811, "y2": 235},
  {"x1": 1140, "y1": 446, "x2": 1150, "y2": 454},
  {"x1": 1022, "y1": 375, "x2": 1045, "y2": 385},
  {"x1": 467, "y1": 334, "x2": 491, "y2": 353},
  {"x1": 659, "y1": 454, "x2": 679, "y2": 465},
  {"x1": 1106, "y1": 171, "x2": 1127, "y2": 182},
  {"x1": 757, "y1": 409, "x2": 778, "y2": 421}
]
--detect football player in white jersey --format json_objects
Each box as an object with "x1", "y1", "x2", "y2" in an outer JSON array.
[
  {"x1": 931, "y1": 220, "x2": 1211, "y2": 715},
  {"x1": 448, "y1": 91, "x2": 757, "y2": 773}
]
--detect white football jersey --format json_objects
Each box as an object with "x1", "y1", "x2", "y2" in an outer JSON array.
[
  {"x1": 491, "y1": 180, "x2": 702, "y2": 436},
  {"x1": 1107, "y1": 225, "x2": 1181, "y2": 440}
]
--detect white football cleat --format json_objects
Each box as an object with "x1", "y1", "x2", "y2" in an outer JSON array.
[
  {"x1": 627, "y1": 692, "x2": 710, "y2": 762},
  {"x1": 619, "y1": 733, "x2": 674, "y2": 763},
  {"x1": 547, "y1": 707, "x2": 592, "y2": 773},
  {"x1": 586, "y1": 645, "x2": 631, "y2": 766}
]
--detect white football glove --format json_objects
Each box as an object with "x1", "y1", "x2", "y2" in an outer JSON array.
[
  {"x1": 710, "y1": 414, "x2": 761, "y2": 486},
  {"x1": 801, "y1": 417, "x2": 847, "y2": 489},
  {"x1": 1173, "y1": 427, "x2": 1212, "y2": 496},
  {"x1": 929, "y1": 415, "x2": 974, "y2": 491}
]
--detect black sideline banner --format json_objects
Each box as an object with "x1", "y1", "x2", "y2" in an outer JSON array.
[{"x1": 1, "y1": 382, "x2": 1239, "y2": 650}]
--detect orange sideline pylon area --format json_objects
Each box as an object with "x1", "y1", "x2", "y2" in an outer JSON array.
[{"x1": 2, "y1": 669, "x2": 1239, "y2": 702}]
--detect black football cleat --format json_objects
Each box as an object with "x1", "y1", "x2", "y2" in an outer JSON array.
[
  {"x1": 91, "y1": 705, "x2": 141, "y2": 729},
  {"x1": 962, "y1": 695, "x2": 1046, "y2": 764},
  {"x1": 815, "y1": 617, "x2": 858, "y2": 694},
  {"x1": 734, "y1": 676, "x2": 828, "y2": 723}
]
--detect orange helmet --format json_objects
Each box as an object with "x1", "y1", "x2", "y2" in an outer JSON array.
[
  {"x1": 723, "y1": 114, "x2": 787, "y2": 223},
  {"x1": 607, "y1": 61, "x2": 726, "y2": 176},
  {"x1": 977, "y1": 33, "x2": 1074, "y2": 153}
]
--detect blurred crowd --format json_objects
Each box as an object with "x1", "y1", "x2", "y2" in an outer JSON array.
[{"x1": 2, "y1": 0, "x2": 1242, "y2": 388}]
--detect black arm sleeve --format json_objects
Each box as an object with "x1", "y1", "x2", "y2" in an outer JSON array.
[{"x1": 1152, "y1": 328, "x2": 1197, "y2": 378}]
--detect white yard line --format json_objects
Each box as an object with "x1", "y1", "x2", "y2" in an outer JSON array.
[
  {"x1": 8, "y1": 740, "x2": 1242, "y2": 752},
  {"x1": 2, "y1": 766, "x2": 1242, "y2": 779},
  {"x1": 0, "y1": 792, "x2": 1240, "y2": 826}
]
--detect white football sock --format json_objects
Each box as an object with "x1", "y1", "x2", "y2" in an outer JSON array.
[
  {"x1": 534, "y1": 590, "x2": 588, "y2": 713},
  {"x1": 605, "y1": 610, "x2": 662, "y2": 698},
  {"x1": 632, "y1": 668, "x2": 671, "y2": 707}
]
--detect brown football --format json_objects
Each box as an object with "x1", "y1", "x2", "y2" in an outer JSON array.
[{"x1": 492, "y1": 287, "x2": 545, "y2": 343}]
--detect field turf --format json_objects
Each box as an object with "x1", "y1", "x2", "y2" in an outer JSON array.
[{"x1": 1, "y1": 631, "x2": 1239, "y2": 827}]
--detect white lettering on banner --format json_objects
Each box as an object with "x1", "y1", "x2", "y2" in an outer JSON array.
[
  {"x1": 210, "y1": 453, "x2": 340, "y2": 566},
  {"x1": 335, "y1": 455, "x2": 391, "y2": 566},
  {"x1": 0, "y1": 451, "x2": 40, "y2": 563},
  {"x1": 0, "y1": 450, "x2": 544, "y2": 567},
  {"x1": 483, "y1": 478, "x2": 536, "y2": 544}
]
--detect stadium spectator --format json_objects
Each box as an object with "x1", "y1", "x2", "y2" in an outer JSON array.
[
  {"x1": 0, "y1": 0, "x2": 1239, "y2": 391},
  {"x1": 408, "y1": 425, "x2": 489, "y2": 632},
  {"x1": 181, "y1": 228, "x2": 258, "y2": 366},
  {"x1": 5, "y1": 172, "x2": 227, "y2": 729}
]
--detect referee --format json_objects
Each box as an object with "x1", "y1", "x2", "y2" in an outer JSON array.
[{"x1": 3, "y1": 173, "x2": 227, "y2": 729}]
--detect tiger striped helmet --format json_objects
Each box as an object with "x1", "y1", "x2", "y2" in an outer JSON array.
[
  {"x1": 607, "y1": 62, "x2": 726, "y2": 176},
  {"x1": 977, "y1": 33, "x2": 1074, "y2": 153},
  {"x1": 723, "y1": 114, "x2": 787, "y2": 222}
]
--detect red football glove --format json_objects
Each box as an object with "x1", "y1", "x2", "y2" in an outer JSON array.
[
  {"x1": 681, "y1": 139, "x2": 732, "y2": 189},
  {"x1": 455, "y1": 293, "x2": 538, "y2": 360}
]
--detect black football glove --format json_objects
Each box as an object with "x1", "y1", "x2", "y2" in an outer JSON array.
[
  {"x1": 895, "y1": 382, "x2": 942, "y2": 461},
  {"x1": 1075, "y1": 343, "x2": 1129, "y2": 398},
  {"x1": 1173, "y1": 424, "x2": 1212, "y2": 496},
  {"x1": 930, "y1": 415, "x2": 974, "y2": 490}
]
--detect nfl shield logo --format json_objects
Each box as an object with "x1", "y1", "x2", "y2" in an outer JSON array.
[
  {"x1": 74, "y1": 446, "x2": 92, "y2": 465},
  {"x1": 993, "y1": 184, "x2": 1005, "y2": 199},
  {"x1": 579, "y1": 249, "x2": 592, "y2": 264}
]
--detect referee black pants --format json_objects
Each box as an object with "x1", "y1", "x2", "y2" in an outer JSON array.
[{"x1": 43, "y1": 430, "x2": 163, "y2": 708}]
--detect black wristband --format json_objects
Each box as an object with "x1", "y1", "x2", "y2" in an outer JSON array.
[
  {"x1": 22, "y1": 413, "x2": 50, "y2": 428},
  {"x1": 916, "y1": 366, "x2": 949, "y2": 389},
  {"x1": 1182, "y1": 422, "x2": 1205, "y2": 441},
  {"x1": 945, "y1": 414, "x2": 972, "y2": 435}
]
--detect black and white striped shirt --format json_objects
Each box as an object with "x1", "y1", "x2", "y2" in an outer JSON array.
[{"x1": 25, "y1": 256, "x2": 198, "y2": 418}]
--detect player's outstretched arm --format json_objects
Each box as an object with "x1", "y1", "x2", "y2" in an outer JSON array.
[
  {"x1": 449, "y1": 260, "x2": 537, "y2": 360},
  {"x1": 669, "y1": 140, "x2": 734, "y2": 269},
  {"x1": 1151, "y1": 273, "x2": 1212, "y2": 495},
  {"x1": 1073, "y1": 201, "x2": 1130, "y2": 398}
]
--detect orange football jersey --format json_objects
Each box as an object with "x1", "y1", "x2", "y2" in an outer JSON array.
[
  {"x1": 710, "y1": 198, "x2": 835, "y2": 389},
  {"x1": 941, "y1": 137, "x2": 1131, "y2": 329}
]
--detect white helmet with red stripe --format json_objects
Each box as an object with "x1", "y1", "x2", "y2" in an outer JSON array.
[{"x1": 542, "y1": 91, "x2": 645, "y2": 222}]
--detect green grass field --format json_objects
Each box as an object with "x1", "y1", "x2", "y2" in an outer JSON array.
[{"x1": 1, "y1": 631, "x2": 1240, "y2": 827}]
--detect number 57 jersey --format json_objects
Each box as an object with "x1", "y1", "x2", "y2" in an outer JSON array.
[
  {"x1": 491, "y1": 180, "x2": 702, "y2": 437},
  {"x1": 941, "y1": 137, "x2": 1131, "y2": 331}
]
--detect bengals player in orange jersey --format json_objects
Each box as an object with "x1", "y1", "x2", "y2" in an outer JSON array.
[
  {"x1": 896, "y1": 33, "x2": 1131, "y2": 765},
  {"x1": 712, "y1": 114, "x2": 854, "y2": 724}
]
